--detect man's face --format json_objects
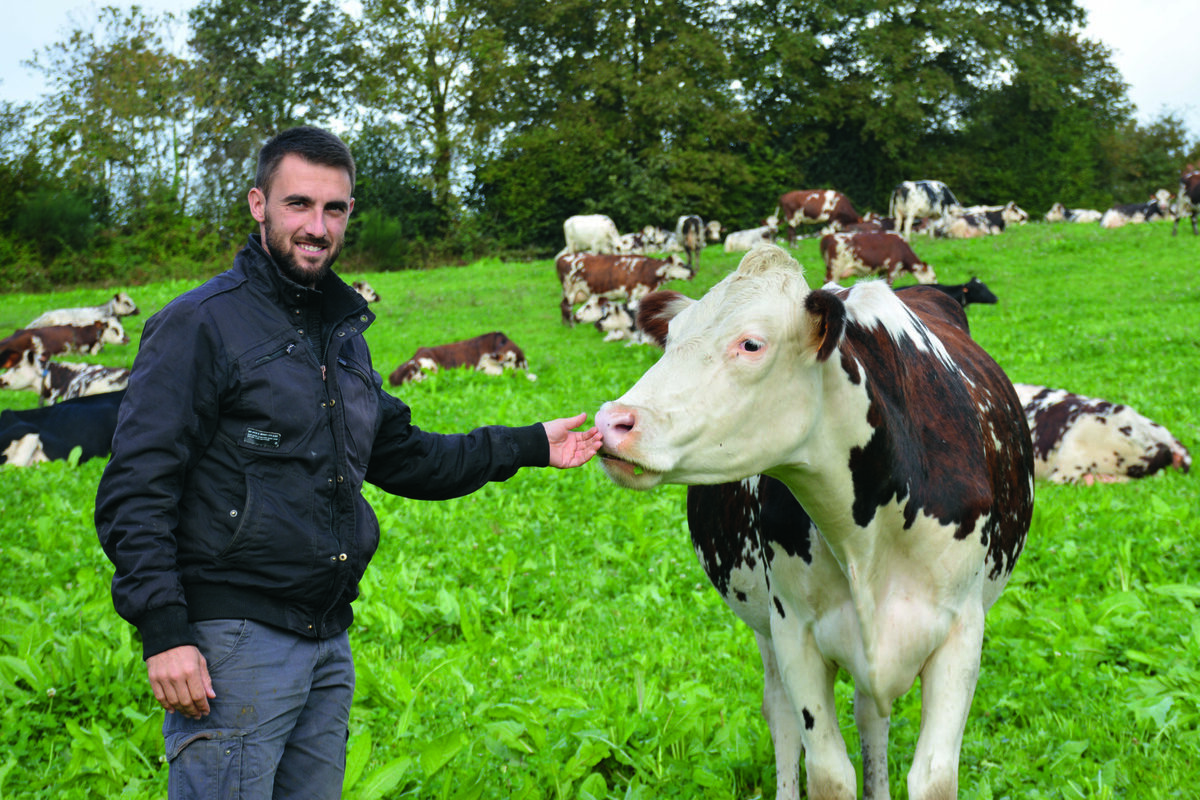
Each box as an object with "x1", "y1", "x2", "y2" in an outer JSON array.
[{"x1": 248, "y1": 153, "x2": 355, "y2": 287}]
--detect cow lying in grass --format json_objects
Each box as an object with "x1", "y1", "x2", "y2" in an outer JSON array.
[{"x1": 388, "y1": 331, "x2": 533, "y2": 385}]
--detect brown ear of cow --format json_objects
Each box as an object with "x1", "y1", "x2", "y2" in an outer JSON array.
[
  {"x1": 804, "y1": 289, "x2": 845, "y2": 362},
  {"x1": 636, "y1": 290, "x2": 689, "y2": 349}
]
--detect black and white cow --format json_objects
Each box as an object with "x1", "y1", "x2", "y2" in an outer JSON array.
[
  {"x1": 1015, "y1": 383, "x2": 1191, "y2": 484},
  {"x1": 1173, "y1": 164, "x2": 1200, "y2": 236},
  {"x1": 962, "y1": 202, "x2": 1028, "y2": 225},
  {"x1": 888, "y1": 180, "x2": 963, "y2": 240},
  {"x1": 1044, "y1": 203, "x2": 1102, "y2": 224},
  {"x1": 1, "y1": 389, "x2": 124, "y2": 466},
  {"x1": 914, "y1": 277, "x2": 999, "y2": 309},
  {"x1": 595, "y1": 245, "x2": 1034, "y2": 799},
  {"x1": 675, "y1": 215, "x2": 705, "y2": 267},
  {"x1": 1100, "y1": 190, "x2": 1172, "y2": 229},
  {"x1": 0, "y1": 346, "x2": 131, "y2": 405}
]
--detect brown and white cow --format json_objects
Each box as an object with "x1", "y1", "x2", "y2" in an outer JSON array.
[
  {"x1": 27, "y1": 291, "x2": 139, "y2": 328},
  {"x1": 776, "y1": 190, "x2": 862, "y2": 245},
  {"x1": 0, "y1": 319, "x2": 128, "y2": 364},
  {"x1": 556, "y1": 252, "x2": 694, "y2": 325},
  {"x1": 595, "y1": 245, "x2": 1034, "y2": 800},
  {"x1": 0, "y1": 346, "x2": 131, "y2": 405},
  {"x1": 1015, "y1": 383, "x2": 1191, "y2": 484},
  {"x1": 388, "y1": 331, "x2": 531, "y2": 385},
  {"x1": 820, "y1": 230, "x2": 937, "y2": 286},
  {"x1": 352, "y1": 281, "x2": 380, "y2": 302},
  {"x1": 1173, "y1": 164, "x2": 1200, "y2": 236}
]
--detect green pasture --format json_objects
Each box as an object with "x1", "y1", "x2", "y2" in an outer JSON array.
[{"x1": 1, "y1": 220, "x2": 1198, "y2": 798}]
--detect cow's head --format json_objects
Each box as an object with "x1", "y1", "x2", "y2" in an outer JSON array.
[
  {"x1": 113, "y1": 292, "x2": 139, "y2": 316},
  {"x1": 0, "y1": 347, "x2": 45, "y2": 391},
  {"x1": 101, "y1": 319, "x2": 129, "y2": 345},
  {"x1": 596, "y1": 244, "x2": 845, "y2": 489}
]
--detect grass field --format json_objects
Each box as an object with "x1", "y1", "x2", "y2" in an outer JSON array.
[{"x1": 1, "y1": 220, "x2": 1198, "y2": 798}]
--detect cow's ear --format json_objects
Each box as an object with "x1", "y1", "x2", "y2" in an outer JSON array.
[
  {"x1": 637, "y1": 290, "x2": 692, "y2": 349},
  {"x1": 804, "y1": 289, "x2": 845, "y2": 362}
]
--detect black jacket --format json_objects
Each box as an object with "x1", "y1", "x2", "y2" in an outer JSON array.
[{"x1": 96, "y1": 236, "x2": 548, "y2": 659}]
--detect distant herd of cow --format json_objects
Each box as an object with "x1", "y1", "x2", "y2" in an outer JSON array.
[{"x1": 0, "y1": 168, "x2": 1195, "y2": 797}]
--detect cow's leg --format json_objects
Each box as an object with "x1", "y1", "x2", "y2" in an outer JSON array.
[
  {"x1": 854, "y1": 686, "x2": 891, "y2": 799},
  {"x1": 755, "y1": 631, "x2": 803, "y2": 800},
  {"x1": 561, "y1": 296, "x2": 574, "y2": 326},
  {"x1": 906, "y1": 606, "x2": 985, "y2": 800},
  {"x1": 1191, "y1": 212, "x2": 1198, "y2": 235},
  {"x1": 772, "y1": 621, "x2": 855, "y2": 800}
]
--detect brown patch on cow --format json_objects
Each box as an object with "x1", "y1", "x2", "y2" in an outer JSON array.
[{"x1": 804, "y1": 289, "x2": 846, "y2": 362}]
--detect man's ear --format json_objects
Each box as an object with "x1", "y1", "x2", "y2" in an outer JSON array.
[{"x1": 247, "y1": 187, "x2": 267, "y2": 223}]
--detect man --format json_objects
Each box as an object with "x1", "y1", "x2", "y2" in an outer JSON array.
[{"x1": 95, "y1": 126, "x2": 602, "y2": 799}]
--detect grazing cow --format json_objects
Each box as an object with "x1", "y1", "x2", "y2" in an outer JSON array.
[
  {"x1": 1, "y1": 389, "x2": 124, "y2": 466},
  {"x1": 937, "y1": 211, "x2": 1005, "y2": 239},
  {"x1": 0, "y1": 347, "x2": 131, "y2": 405},
  {"x1": 776, "y1": 190, "x2": 862, "y2": 245},
  {"x1": 1173, "y1": 164, "x2": 1200, "y2": 236},
  {"x1": 1100, "y1": 191, "x2": 1172, "y2": 229},
  {"x1": 705, "y1": 220, "x2": 724, "y2": 242},
  {"x1": 1015, "y1": 383, "x2": 1191, "y2": 484},
  {"x1": 724, "y1": 221, "x2": 779, "y2": 253},
  {"x1": 675, "y1": 215, "x2": 704, "y2": 267},
  {"x1": 820, "y1": 230, "x2": 937, "y2": 286},
  {"x1": 27, "y1": 291, "x2": 139, "y2": 328},
  {"x1": 352, "y1": 281, "x2": 380, "y2": 302},
  {"x1": 561, "y1": 214, "x2": 621, "y2": 255},
  {"x1": 388, "y1": 331, "x2": 530, "y2": 385},
  {"x1": 595, "y1": 245, "x2": 1034, "y2": 800},
  {"x1": 556, "y1": 252, "x2": 694, "y2": 325},
  {"x1": 1044, "y1": 203, "x2": 1103, "y2": 223},
  {"x1": 889, "y1": 180, "x2": 963, "y2": 240},
  {"x1": 916, "y1": 277, "x2": 999, "y2": 308},
  {"x1": 0, "y1": 319, "x2": 128, "y2": 364},
  {"x1": 963, "y1": 202, "x2": 1028, "y2": 225}
]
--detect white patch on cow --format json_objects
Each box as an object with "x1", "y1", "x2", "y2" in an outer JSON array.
[
  {"x1": 3, "y1": 433, "x2": 49, "y2": 467},
  {"x1": 841, "y1": 282, "x2": 959, "y2": 372}
]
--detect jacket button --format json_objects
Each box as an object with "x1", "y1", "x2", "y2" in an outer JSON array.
[
  {"x1": 337, "y1": 475, "x2": 344, "y2": 483},
  {"x1": 229, "y1": 510, "x2": 238, "y2": 518},
  {"x1": 338, "y1": 553, "x2": 348, "y2": 561}
]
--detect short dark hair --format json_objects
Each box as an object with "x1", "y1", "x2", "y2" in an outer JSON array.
[{"x1": 255, "y1": 126, "x2": 356, "y2": 198}]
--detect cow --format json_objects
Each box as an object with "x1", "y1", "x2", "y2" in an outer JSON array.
[
  {"x1": 776, "y1": 190, "x2": 862, "y2": 245},
  {"x1": 352, "y1": 281, "x2": 380, "y2": 303},
  {"x1": 0, "y1": 319, "x2": 128, "y2": 364},
  {"x1": 556, "y1": 252, "x2": 694, "y2": 325},
  {"x1": 1173, "y1": 164, "x2": 1200, "y2": 236},
  {"x1": 705, "y1": 220, "x2": 724, "y2": 242},
  {"x1": 888, "y1": 180, "x2": 963, "y2": 240},
  {"x1": 675, "y1": 215, "x2": 704, "y2": 267},
  {"x1": 963, "y1": 202, "x2": 1028, "y2": 225},
  {"x1": 916, "y1": 277, "x2": 999, "y2": 308},
  {"x1": 574, "y1": 296, "x2": 648, "y2": 343},
  {"x1": 1, "y1": 389, "x2": 124, "y2": 467},
  {"x1": 1044, "y1": 203, "x2": 1103, "y2": 223},
  {"x1": 819, "y1": 230, "x2": 937, "y2": 286},
  {"x1": 561, "y1": 214, "x2": 621, "y2": 256},
  {"x1": 0, "y1": 346, "x2": 131, "y2": 405},
  {"x1": 387, "y1": 331, "x2": 531, "y2": 385},
  {"x1": 1100, "y1": 191, "x2": 1172, "y2": 229},
  {"x1": 594, "y1": 244, "x2": 1034, "y2": 800},
  {"x1": 724, "y1": 221, "x2": 779, "y2": 253},
  {"x1": 936, "y1": 211, "x2": 1005, "y2": 239},
  {"x1": 27, "y1": 291, "x2": 139, "y2": 328},
  {"x1": 1014, "y1": 383, "x2": 1191, "y2": 485}
]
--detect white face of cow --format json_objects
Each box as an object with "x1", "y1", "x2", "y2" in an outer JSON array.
[
  {"x1": 0, "y1": 349, "x2": 43, "y2": 391},
  {"x1": 596, "y1": 246, "x2": 833, "y2": 489}
]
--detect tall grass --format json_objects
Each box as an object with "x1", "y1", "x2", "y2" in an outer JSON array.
[{"x1": 0, "y1": 220, "x2": 1197, "y2": 798}]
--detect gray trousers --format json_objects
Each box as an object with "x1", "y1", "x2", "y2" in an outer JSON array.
[{"x1": 163, "y1": 619, "x2": 354, "y2": 800}]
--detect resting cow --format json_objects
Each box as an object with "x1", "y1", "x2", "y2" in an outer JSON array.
[
  {"x1": 724, "y1": 221, "x2": 779, "y2": 253},
  {"x1": 0, "y1": 319, "x2": 128, "y2": 364},
  {"x1": 936, "y1": 211, "x2": 1005, "y2": 239},
  {"x1": 351, "y1": 281, "x2": 380, "y2": 302},
  {"x1": 776, "y1": 190, "x2": 862, "y2": 245},
  {"x1": 1100, "y1": 190, "x2": 1172, "y2": 229},
  {"x1": 820, "y1": 230, "x2": 937, "y2": 286},
  {"x1": 963, "y1": 202, "x2": 1028, "y2": 225},
  {"x1": 1, "y1": 389, "x2": 124, "y2": 466},
  {"x1": 1044, "y1": 203, "x2": 1103, "y2": 223},
  {"x1": 595, "y1": 244, "x2": 1033, "y2": 800},
  {"x1": 556, "y1": 252, "x2": 693, "y2": 325},
  {"x1": 1173, "y1": 164, "x2": 1200, "y2": 236},
  {"x1": 1015, "y1": 383, "x2": 1191, "y2": 484},
  {"x1": 388, "y1": 331, "x2": 530, "y2": 385},
  {"x1": 27, "y1": 291, "x2": 139, "y2": 328},
  {"x1": 0, "y1": 346, "x2": 131, "y2": 405},
  {"x1": 889, "y1": 180, "x2": 963, "y2": 240}
]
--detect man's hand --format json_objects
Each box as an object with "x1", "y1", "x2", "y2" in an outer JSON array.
[
  {"x1": 543, "y1": 412, "x2": 602, "y2": 468},
  {"x1": 146, "y1": 645, "x2": 215, "y2": 719}
]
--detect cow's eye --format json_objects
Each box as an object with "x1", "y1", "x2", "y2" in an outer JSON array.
[{"x1": 740, "y1": 339, "x2": 764, "y2": 353}]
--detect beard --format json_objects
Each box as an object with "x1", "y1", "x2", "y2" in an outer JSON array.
[{"x1": 263, "y1": 217, "x2": 344, "y2": 288}]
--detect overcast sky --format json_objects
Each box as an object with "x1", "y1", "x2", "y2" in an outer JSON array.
[{"x1": 2, "y1": 0, "x2": 1197, "y2": 138}]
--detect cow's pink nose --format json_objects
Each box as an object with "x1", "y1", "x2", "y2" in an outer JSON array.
[{"x1": 596, "y1": 402, "x2": 637, "y2": 449}]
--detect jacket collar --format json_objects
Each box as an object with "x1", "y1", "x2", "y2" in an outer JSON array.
[{"x1": 239, "y1": 234, "x2": 373, "y2": 329}]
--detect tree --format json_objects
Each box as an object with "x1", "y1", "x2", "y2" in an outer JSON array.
[{"x1": 187, "y1": 0, "x2": 358, "y2": 239}]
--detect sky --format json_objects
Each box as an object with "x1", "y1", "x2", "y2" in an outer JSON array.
[{"x1": 1, "y1": 0, "x2": 1197, "y2": 139}]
